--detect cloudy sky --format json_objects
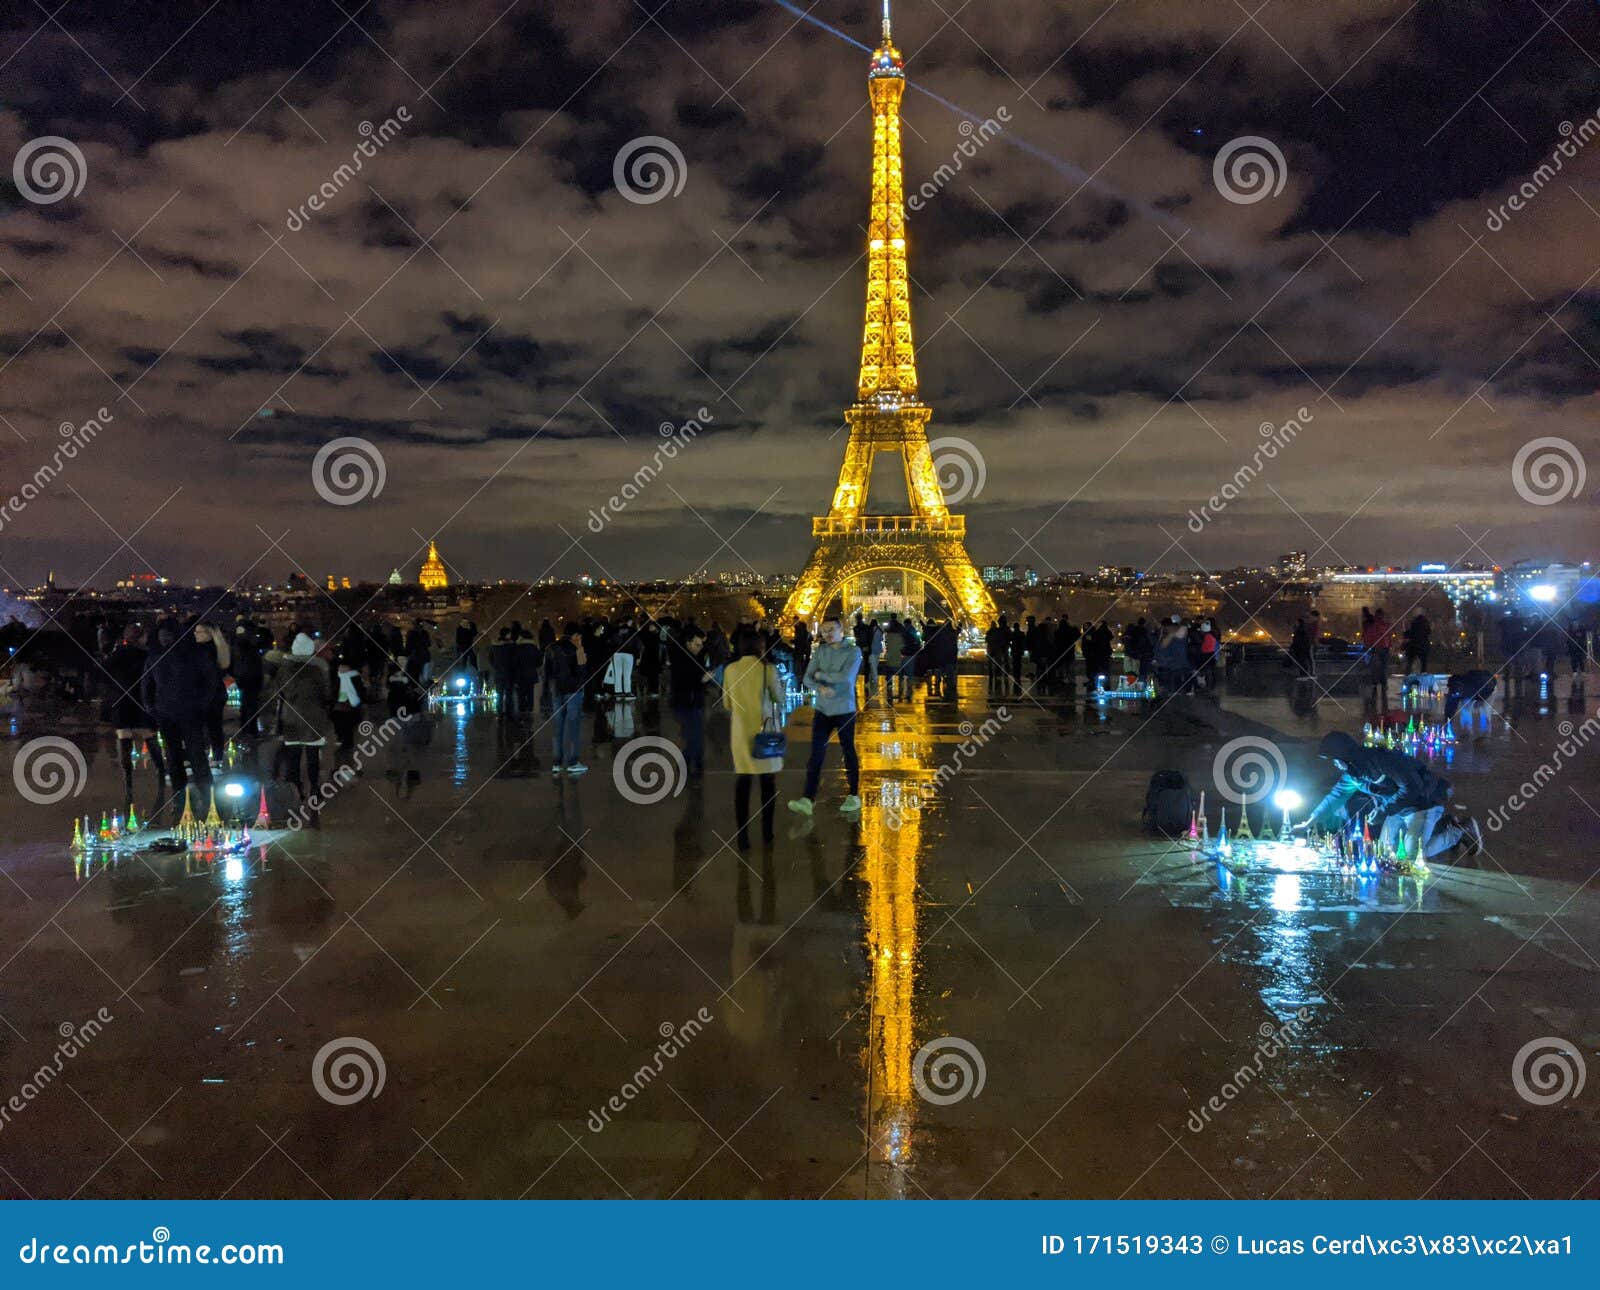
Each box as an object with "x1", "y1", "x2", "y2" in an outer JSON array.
[{"x1": 1, "y1": 0, "x2": 1596, "y2": 589}]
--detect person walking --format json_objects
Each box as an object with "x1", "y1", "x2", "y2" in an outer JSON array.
[
  {"x1": 263, "y1": 632, "x2": 331, "y2": 802},
  {"x1": 724, "y1": 628, "x2": 786, "y2": 848},
  {"x1": 668, "y1": 626, "x2": 714, "y2": 777},
  {"x1": 545, "y1": 623, "x2": 588, "y2": 776},
  {"x1": 788, "y1": 615, "x2": 863, "y2": 817}
]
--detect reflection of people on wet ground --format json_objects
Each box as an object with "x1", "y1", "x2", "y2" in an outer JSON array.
[
  {"x1": 668, "y1": 626, "x2": 714, "y2": 777},
  {"x1": 492, "y1": 711, "x2": 540, "y2": 778},
  {"x1": 736, "y1": 845, "x2": 777, "y2": 925},
  {"x1": 106, "y1": 624, "x2": 166, "y2": 803},
  {"x1": 1296, "y1": 731, "x2": 1481, "y2": 860},
  {"x1": 672, "y1": 780, "x2": 705, "y2": 895},
  {"x1": 1444, "y1": 669, "x2": 1496, "y2": 722},
  {"x1": 544, "y1": 779, "x2": 586, "y2": 918},
  {"x1": 725, "y1": 628, "x2": 785, "y2": 849},
  {"x1": 789, "y1": 616, "x2": 862, "y2": 819}
]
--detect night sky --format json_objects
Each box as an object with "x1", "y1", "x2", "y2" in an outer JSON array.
[{"x1": 1, "y1": 0, "x2": 1597, "y2": 588}]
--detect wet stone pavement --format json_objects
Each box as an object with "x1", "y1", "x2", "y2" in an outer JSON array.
[{"x1": 1, "y1": 672, "x2": 1597, "y2": 1200}]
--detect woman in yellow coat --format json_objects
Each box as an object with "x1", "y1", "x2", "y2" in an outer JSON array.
[{"x1": 722, "y1": 627, "x2": 786, "y2": 849}]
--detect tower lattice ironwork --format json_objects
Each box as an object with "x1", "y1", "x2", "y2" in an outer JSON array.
[{"x1": 782, "y1": 1, "x2": 996, "y2": 630}]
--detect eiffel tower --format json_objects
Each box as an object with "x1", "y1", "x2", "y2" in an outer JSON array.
[{"x1": 782, "y1": 0, "x2": 997, "y2": 630}]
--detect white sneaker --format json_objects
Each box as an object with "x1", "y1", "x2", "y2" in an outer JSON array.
[
  {"x1": 840, "y1": 795, "x2": 862, "y2": 814},
  {"x1": 551, "y1": 765, "x2": 565, "y2": 777},
  {"x1": 566, "y1": 763, "x2": 588, "y2": 777},
  {"x1": 787, "y1": 797, "x2": 814, "y2": 816}
]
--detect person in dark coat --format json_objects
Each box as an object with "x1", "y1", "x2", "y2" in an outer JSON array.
[
  {"x1": 105, "y1": 624, "x2": 166, "y2": 801},
  {"x1": 1055, "y1": 616, "x2": 1081, "y2": 691},
  {"x1": 263, "y1": 632, "x2": 332, "y2": 801},
  {"x1": 791, "y1": 620, "x2": 812, "y2": 691},
  {"x1": 232, "y1": 618, "x2": 265, "y2": 740},
  {"x1": 1403, "y1": 614, "x2": 1432, "y2": 675},
  {"x1": 1297, "y1": 731, "x2": 1478, "y2": 859},
  {"x1": 405, "y1": 621, "x2": 433, "y2": 685},
  {"x1": 1083, "y1": 621, "x2": 1114, "y2": 687},
  {"x1": 490, "y1": 628, "x2": 517, "y2": 716},
  {"x1": 545, "y1": 623, "x2": 588, "y2": 775},
  {"x1": 146, "y1": 620, "x2": 219, "y2": 815},
  {"x1": 1124, "y1": 617, "x2": 1153, "y2": 683},
  {"x1": 512, "y1": 628, "x2": 542, "y2": 717},
  {"x1": 667, "y1": 626, "x2": 714, "y2": 776},
  {"x1": 193, "y1": 622, "x2": 231, "y2": 762},
  {"x1": 1289, "y1": 618, "x2": 1315, "y2": 681},
  {"x1": 1007, "y1": 623, "x2": 1025, "y2": 696}
]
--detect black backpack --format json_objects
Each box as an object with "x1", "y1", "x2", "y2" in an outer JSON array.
[{"x1": 1143, "y1": 769, "x2": 1193, "y2": 836}]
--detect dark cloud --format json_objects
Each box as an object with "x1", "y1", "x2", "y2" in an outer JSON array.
[{"x1": 0, "y1": 0, "x2": 1596, "y2": 590}]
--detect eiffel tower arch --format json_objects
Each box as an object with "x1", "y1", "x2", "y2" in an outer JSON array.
[{"x1": 781, "y1": 3, "x2": 997, "y2": 631}]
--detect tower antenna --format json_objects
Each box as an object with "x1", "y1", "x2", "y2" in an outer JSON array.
[{"x1": 882, "y1": 0, "x2": 892, "y2": 43}]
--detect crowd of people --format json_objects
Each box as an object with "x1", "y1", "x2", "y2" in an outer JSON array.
[{"x1": 978, "y1": 613, "x2": 1220, "y2": 696}]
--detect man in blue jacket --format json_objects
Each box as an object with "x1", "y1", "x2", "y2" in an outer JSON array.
[{"x1": 788, "y1": 615, "x2": 863, "y2": 816}]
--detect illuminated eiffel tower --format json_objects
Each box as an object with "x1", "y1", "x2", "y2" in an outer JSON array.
[{"x1": 782, "y1": 0, "x2": 996, "y2": 630}]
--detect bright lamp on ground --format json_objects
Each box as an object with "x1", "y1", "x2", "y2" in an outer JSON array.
[
  {"x1": 1273, "y1": 789, "x2": 1302, "y2": 836},
  {"x1": 222, "y1": 781, "x2": 246, "y2": 798}
]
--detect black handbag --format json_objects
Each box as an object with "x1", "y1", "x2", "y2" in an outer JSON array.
[{"x1": 750, "y1": 666, "x2": 786, "y2": 759}]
